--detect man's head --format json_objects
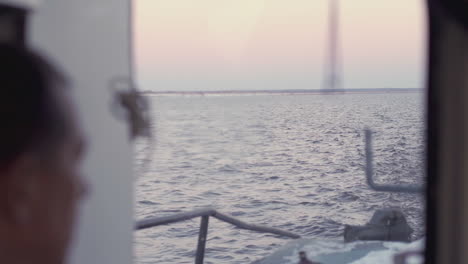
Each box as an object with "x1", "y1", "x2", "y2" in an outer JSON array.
[{"x1": 0, "y1": 44, "x2": 87, "y2": 264}]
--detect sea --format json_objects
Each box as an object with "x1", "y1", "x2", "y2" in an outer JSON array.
[{"x1": 134, "y1": 92, "x2": 425, "y2": 264}]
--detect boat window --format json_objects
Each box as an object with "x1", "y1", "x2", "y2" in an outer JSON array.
[{"x1": 133, "y1": 0, "x2": 427, "y2": 263}]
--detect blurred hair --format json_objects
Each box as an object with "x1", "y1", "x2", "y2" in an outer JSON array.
[{"x1": 0, "y1": 44, "x2": 68, "y2": 167}]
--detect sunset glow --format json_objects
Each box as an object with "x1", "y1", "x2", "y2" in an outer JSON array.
[{"x1": 134, "y1": 0, "x2": 426, "y2": 91}]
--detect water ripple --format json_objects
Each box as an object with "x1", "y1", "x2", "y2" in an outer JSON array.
[{"x1": 135, "y1": 93, "x2": 425, "y2": 264}]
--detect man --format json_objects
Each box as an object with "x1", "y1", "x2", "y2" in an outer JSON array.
[{"x1": 0, "y1": 44, "x2": 87, "y2": 264}]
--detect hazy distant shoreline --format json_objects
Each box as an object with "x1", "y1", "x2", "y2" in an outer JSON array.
[{"x1": 140, "y1": 88, "x2": 423, "y2": 96}]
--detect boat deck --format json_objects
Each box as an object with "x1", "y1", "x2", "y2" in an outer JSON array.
[{"x1": 252, "y1": 238, "x2": 424, "y2": 264}]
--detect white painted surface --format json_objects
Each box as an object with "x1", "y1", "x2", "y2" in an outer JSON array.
[
  {"x1": 256, "y1": 239, "x2": 424, "y2": 264},
  {"x1": 29, "y1": 1, "x2": 133, "y2": 264}
]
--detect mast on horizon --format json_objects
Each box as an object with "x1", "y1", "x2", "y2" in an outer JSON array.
[{"x1": 323, "y1": 0, "x2": 341, "y2": 91}]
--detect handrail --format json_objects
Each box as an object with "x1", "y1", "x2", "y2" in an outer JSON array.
[
  {"x1": 212, "y1": 211, "x2": 299, "y2": 238},
  {"x1": 136, "y1": 208, "x2": 216, "y2": 230},
  {"x1": 365, "y1": 129, "x2": 424, "y2": 193},
  {"x1": 135, "y1": 208, "x2": 300, "y2": 264}
]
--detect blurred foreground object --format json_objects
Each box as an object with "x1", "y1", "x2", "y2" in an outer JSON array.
[
  {"x1": 110, "y1": 77, "x2": 151, "y2": 140},
  {"x1": 0, "y1": 0, "x2": 37, "y2": 44},
  {"x1": 0, "y1": 44, "x2": 87, "y2": 264},
  {"x1": 30, "y1": 0, "x2": 134, "y2": 263}
]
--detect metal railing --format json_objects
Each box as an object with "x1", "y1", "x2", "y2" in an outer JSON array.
[
  {"x1": 365, "y1": 129, "x2": 424, "y2": 193},
  {"x1": 135, "y1": 208, "x2": 300, "y2": 264}
]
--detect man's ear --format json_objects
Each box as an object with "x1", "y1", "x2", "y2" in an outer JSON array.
[{"x1": 0, "y1": 153, "x2": 41, "y2": 226}]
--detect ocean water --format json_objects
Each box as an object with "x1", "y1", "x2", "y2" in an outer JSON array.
[{"x1": 134, "y1": 92, "x2": 425, "y2": 264}]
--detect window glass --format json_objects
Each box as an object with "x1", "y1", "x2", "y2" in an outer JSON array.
[{"x1": 134, "y1": 1, "x2": 427, "y2": 263}]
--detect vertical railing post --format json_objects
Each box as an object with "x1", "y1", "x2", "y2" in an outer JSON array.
[{"x1": 195, "y1": 216, "x2": 210, "y2": 264}]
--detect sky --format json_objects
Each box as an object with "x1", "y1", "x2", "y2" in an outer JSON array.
[{"x1": 134, "y1": 0, "x2": 427, "y2": 91}]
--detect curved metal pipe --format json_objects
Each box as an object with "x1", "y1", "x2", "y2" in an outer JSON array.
[
  {"x1": 365, "y1": 129, "x2": 424, "y2": 193},
  {"x1": 135, "y1": 208, "x2": 300, "y2": 264},
  {"x1": 136, "y1": 208, "x2": 300, "y2": 239}
]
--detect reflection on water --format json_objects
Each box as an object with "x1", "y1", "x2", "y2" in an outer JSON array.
[{"x1": 134, "y1": 92, "x2": 425, "y2": 264}]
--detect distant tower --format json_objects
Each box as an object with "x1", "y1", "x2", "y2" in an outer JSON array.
[{"x1": 323, "y1": 0, "x2": 341, "y2": 91}]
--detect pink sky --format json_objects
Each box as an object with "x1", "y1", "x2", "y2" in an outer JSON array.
[{"x1": 134, "y1": 0, "x2": 426, "y2": 91}]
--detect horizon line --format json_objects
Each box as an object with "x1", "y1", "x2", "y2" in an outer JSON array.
[{"x1": 140, "y1": 88, "x2": 423, "y2": 95}]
